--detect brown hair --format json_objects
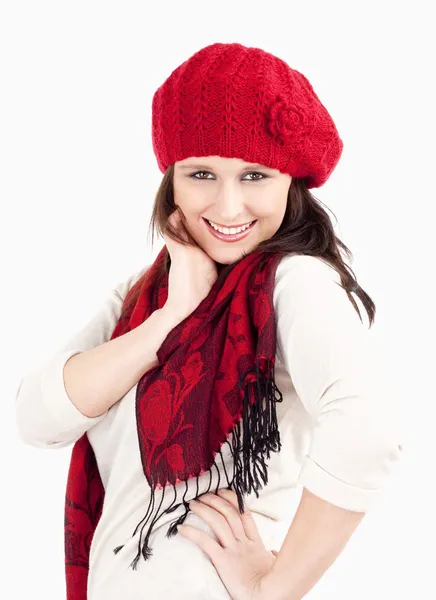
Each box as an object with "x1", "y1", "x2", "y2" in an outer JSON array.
[{"x1": 142, "y1": 164, "x2": 375, "y2": 327}]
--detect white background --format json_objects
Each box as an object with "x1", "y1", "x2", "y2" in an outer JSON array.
[{"x1": 1, "y1": 1, "x2": 434, "y2": 598}]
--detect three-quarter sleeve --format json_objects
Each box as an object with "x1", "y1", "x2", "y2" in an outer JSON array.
[
  {"x1": 273, "y1": 254, "x2": 404, "y2": 513},
  {"x1": 14, "y1": 265, "x2": 149, "y2": 449}
]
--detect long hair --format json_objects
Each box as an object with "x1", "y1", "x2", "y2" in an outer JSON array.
[{"x1": 135, "y1": 164, "x2": 375, "y2": 327}]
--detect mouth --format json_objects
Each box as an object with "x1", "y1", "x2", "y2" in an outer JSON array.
[{"x1": 203, "y1": 218, "x2": 257, "y2": 242}]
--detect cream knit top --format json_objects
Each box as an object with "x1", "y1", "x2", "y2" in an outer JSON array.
[{"x1": 15, "y1": 253, "x2": 404, "y2": 600}]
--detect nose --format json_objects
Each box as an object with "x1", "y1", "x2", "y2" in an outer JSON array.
[{"x1": 213, "y1": 185, "x2": 249, "y2": 224}]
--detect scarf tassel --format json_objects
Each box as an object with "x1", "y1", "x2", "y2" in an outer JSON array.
[{"x1": 112, "y1": 355, "x2": 283, "y2": 570}]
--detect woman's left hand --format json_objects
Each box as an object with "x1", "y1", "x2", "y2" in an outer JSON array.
[{"x1": 177, "y1": 488, "x2": 277, "y2": 600}]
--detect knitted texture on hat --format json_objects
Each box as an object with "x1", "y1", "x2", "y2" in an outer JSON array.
[{"x1": 152, "y1": 42, "x2": 343, "y2": 188}]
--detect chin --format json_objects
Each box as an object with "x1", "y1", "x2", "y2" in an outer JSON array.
[
  {"x1": 207, "y1": 247, "x2": 253, "y2": 267},
  {"x1": 194, "y1": 231, "x2": 258, "y2": 267}
]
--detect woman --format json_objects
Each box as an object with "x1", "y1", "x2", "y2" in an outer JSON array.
[{"x1": 15, "y1": 42, "x2": 403, "y2": 600}]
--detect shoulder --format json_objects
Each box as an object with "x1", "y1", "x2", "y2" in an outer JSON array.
[
  {"x1": 273, "y1": 252, "x2": 363, "y2": 327},
  {"x1": 274, "y1": 252, "x2": 341, "y2": 293},
  {"x1": 273, "y1": 254, "x2": 369, "y2": 370},
  {"x1": 113, "y1": 263, "x2": 152, "y2": 300}
]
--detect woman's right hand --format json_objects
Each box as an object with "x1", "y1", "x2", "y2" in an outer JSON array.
[{"x1": 161, "y1": 207, "x2": 218, "y2": 323}]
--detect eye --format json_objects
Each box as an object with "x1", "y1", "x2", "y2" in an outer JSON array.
[
  {"x1": 189, "y1": 171, "x2": 268, "y2": 182},
  {"x1": 244, "y1": 172, "x2": 268, "y2": 182},
  {"x1": 190, "y1": 171, "x2": 212, "y2": 180}
]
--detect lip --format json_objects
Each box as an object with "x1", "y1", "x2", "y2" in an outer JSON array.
[
  {"x1": 206, "y1": 219, "x2": 254, "y2": 229},
  {"x1": 203, "y1": 218, "x2": 257, "y2": 242}
]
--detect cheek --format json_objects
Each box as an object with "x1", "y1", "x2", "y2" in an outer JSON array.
[
  {"x1": 259, "y1": 212, "x2": 283, "y2": 228},
  {"x1": 175, "y1": 197, "x2": 204, "y2": 219},
  {"x1": 258, "y1": 211, "x2": 285, "y2": 238}
]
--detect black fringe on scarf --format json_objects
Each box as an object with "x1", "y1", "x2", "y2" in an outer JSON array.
[{"x1": 112, "y1": 356, "x2": 283, "y2": 570}]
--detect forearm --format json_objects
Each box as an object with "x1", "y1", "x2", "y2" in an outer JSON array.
[
  {"x1": 263, "y1": 487, "x2": 365, "y2": 600},
  {"x1": 64, "y1": 307, "x2": 181, "y2": 417}
]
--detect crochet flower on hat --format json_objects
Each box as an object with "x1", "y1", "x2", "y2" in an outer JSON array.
[{"x1": 266, "y1": 94, "x2": 314, "y2": 150}]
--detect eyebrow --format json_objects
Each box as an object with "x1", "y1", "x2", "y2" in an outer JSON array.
[{"x1": 178, "y1": 163, "x2": 275, "y2": 171}]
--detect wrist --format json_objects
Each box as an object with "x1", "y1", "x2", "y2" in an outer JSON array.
[
  {"x1": 154, "y1": 306, "x2": 186, "y2": 329},
  {"x1": 157, "y1": 306, "x2": 187, "y2": 326},
  {"x1": 261, "y1": 565, "x2": 300, "y2": 600}
]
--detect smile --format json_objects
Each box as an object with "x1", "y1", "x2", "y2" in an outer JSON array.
[{"x1": 203, "y1": 218, "x2": 257, "y2": 242}]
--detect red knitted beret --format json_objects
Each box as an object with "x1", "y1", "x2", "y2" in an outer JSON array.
[{"x1": 151, "y1": 42, "x2": 343, "y2": 188}]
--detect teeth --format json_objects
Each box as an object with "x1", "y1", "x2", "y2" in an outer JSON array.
[{"x1": 206, "y1": 219, "x2": 254, "y2": 234}]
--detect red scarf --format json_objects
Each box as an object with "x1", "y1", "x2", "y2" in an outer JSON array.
[{"x1": 64, "y1": 247, "x2": 285, "y2": 599}]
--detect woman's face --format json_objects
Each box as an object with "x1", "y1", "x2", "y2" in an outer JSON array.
[{"x1": 173, "y1": 156, "x2": 292, "y2": 265}]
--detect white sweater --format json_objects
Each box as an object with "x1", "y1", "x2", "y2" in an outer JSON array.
[{"x1": 14, "y1": 253, "x2": 403, "y2": 600}]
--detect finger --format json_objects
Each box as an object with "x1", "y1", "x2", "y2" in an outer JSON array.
[
  {"x1": 216, "y1": 488, "x2": 263, "y2": 544},
  {"x1": 169, "y1": 206, "x2": 184, "y2": 225},
  {"x1": 178, "y1": 524, "x2": 225, "y2": 567},
  {"x1": 189, "y1": 498, "x2": 239, "y2": 549},
  {"x1": 163, "y1": 210, "x2": 184, "y2": 243},
  {"x1": 168, "y1": 208, "x2": 190, "y2": 243},
  {"x1": 196, "y1": 491, "x2": 253, "y2": 544}
]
